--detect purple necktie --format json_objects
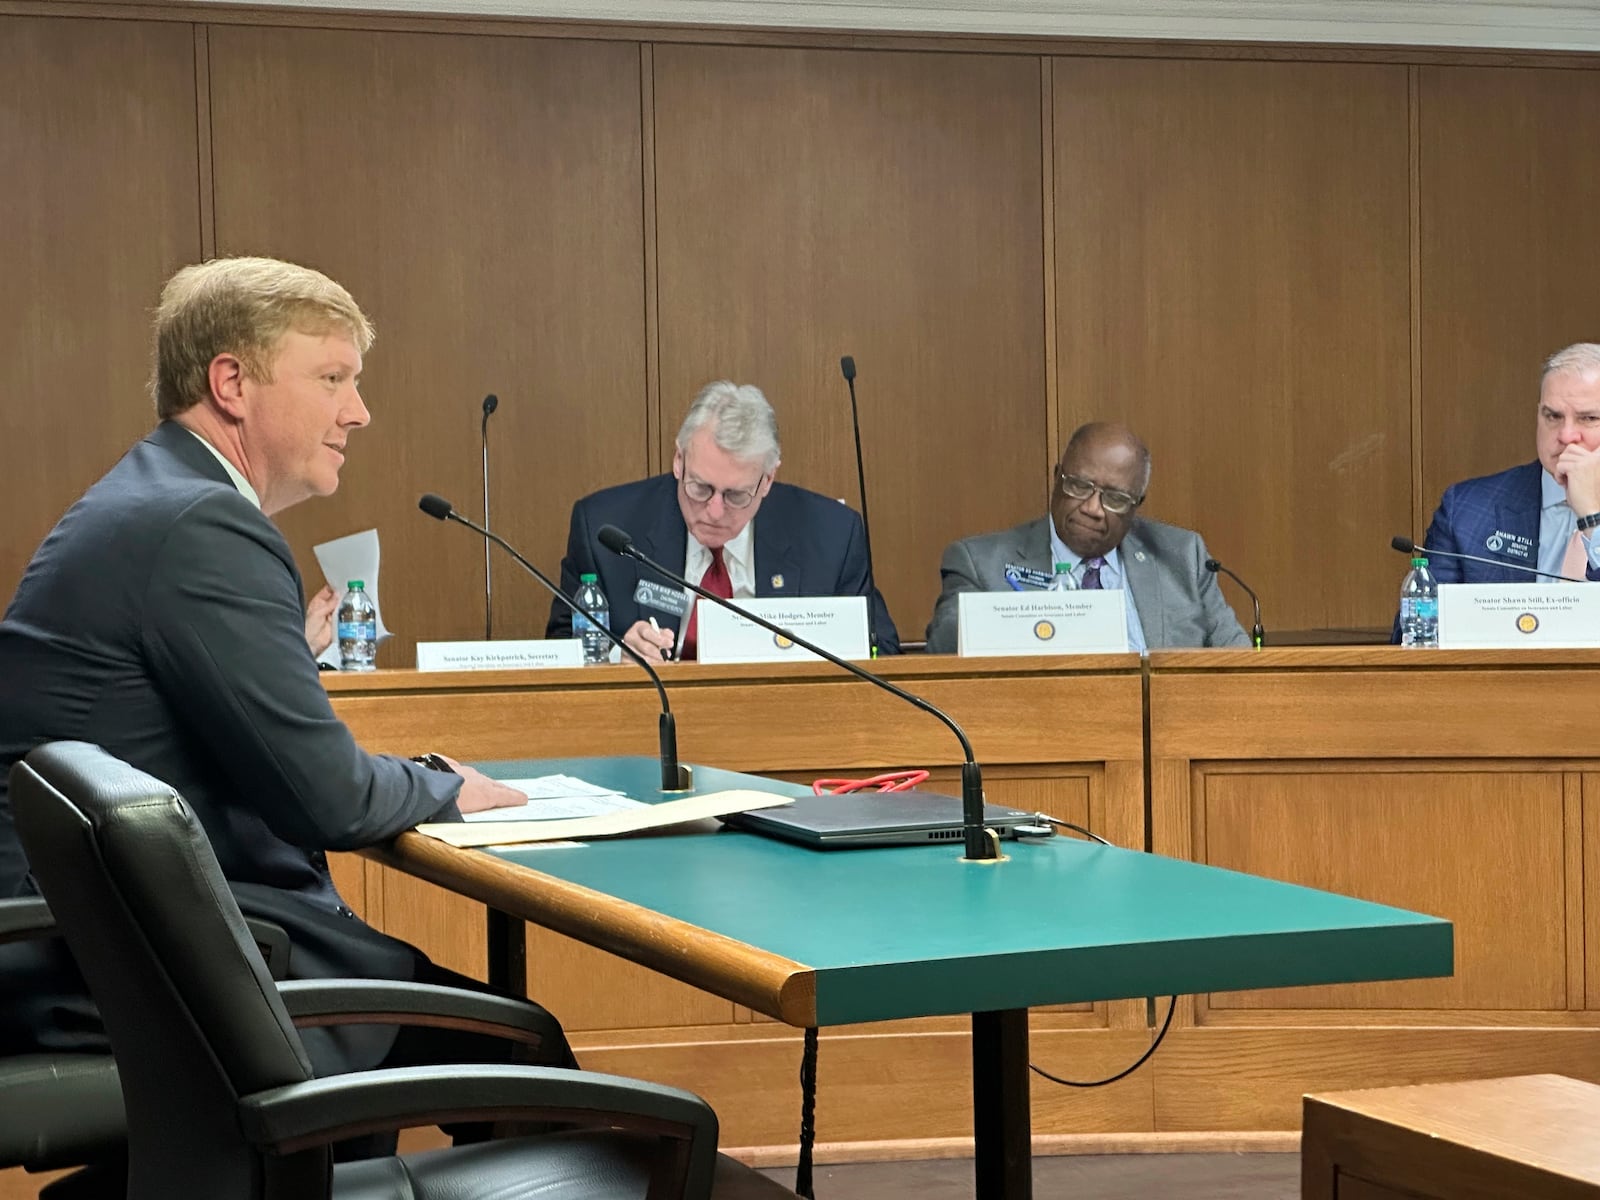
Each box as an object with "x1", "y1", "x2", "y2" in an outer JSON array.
[{"x1": 1081, "y1": 557, "x2": 1105, "y2": 589}]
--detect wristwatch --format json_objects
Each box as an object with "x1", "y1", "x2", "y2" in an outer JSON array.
[{"x1": 1578, "y1": 512, "x2": 1600, "y2": 532}]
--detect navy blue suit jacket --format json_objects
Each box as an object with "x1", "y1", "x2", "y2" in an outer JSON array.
[
  {"x1": 1420, "y1": 460, "x2": 1600, "y2": 583},
  {"x1": 0, "y1": 422, "x2": 461, "y2": 1070},
  {"x1": 547, "y1": 473, "x2": 900, "y2": 655},
  {"x1": 1392, "y1": 460, "x2": 1600, "y2": 640}
]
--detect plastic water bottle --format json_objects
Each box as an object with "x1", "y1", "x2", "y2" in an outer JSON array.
[
  {"x1": 574, "y1": 573, "x2": 611, "y2": 665},
  {"x1": 337, "y1": 581, "x2": 377, "y2": 671},
  {"x1": 1399, "y1": 556, "x2": 1439, "y2": 648},
  {"x1": 1048, "y1": 562, "x2": 1078, "y2": 591}
]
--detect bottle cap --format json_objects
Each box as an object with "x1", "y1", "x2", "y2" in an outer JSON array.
[
  {"x1": 1411, "y1": 557, "x2": 1426, "y2": 568},
  {"x1": 580, "y1": 572, "x2": 598, "y2": 583},
  {"x1": 1053, "y1": 562, "x2": 1072, "y2": 573},
  {"x1": 347, "y1": 580, "x2": 365, "y2": 589}
]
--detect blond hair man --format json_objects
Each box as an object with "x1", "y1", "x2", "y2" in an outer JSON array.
[{"x1": 0, "y1": 259, "x2": 561, "y2": 1103}]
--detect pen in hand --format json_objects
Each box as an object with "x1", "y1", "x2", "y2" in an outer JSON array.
[{"x1": 649, "y1": 616, "x2": 676, "y2": 661}]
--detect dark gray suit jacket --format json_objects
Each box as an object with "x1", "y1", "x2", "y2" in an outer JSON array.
[
  {"x1": 925, "y1": 515, "x2": 1250, "y2": 653},
  {"x1": 0, "y1": 422, "x2": 461, "y2": 1070}
]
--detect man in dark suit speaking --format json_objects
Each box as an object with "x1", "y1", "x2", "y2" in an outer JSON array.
[
  {"x1": 0, "y1": 257, "x2": 569, "y2": 1084},
  {"x1": 548, "y1": 380, "x2": 899, "y2": 658}
]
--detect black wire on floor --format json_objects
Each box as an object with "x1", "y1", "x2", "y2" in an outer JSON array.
[{"x1": 796, "y1": 1025, "x2": 818, "y2": 1199}]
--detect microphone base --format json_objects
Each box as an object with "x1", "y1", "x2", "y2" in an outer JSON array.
[
  {"x1": 960, "y1": 760, "x2": 1002, "y2": 862},
  {"x1": 661, "y1": 763, "x2": 694, "y2": 794}
]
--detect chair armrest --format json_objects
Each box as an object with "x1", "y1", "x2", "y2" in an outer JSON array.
[
  {"x1": 237, "y1": 1063, "x2": 717, "y2": 1155},
  {"x1": 0, "y1": 897, "x2": 55, "y2": 944},
  {"x1": 276, "y1": 979, "x2": 557, "y2": 1046}
]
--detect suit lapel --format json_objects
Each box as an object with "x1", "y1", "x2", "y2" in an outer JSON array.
[
  {"x1": 1015, "y1": 518, "x2": 1055, "y2": 578},
  {"x1": 1120, "y1": 523, "x2": 1164, "y2": 647},
  {"x1": 1491, "y1": 466, "x2": 1544, "y2": 583},
  {"x1": 754, "y1": 497, "x2": 801, "y2": 598},
  {"x1": 636, "y1": 494, "x2": 692, "y2": 638}
]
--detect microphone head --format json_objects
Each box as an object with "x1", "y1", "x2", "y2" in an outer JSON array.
[
  {"x1": 1390, "y1": 535, "x2": 1416, "y2": 554},
  {"x1": 418, "y1": 493, "x2": 454, "y2": 521},
  {"x1": 840, "y1": 355, "x2": 856, "y2": 382},
  {"x1": 482, "y1": 393, "x2": 499, "y2": 417},
  {"x1": 1204, "y1": 558, "x2": 1222, "y2": 573},
  {"x1": 597, "y1": 524, "x2": 634, "y2": 556}
]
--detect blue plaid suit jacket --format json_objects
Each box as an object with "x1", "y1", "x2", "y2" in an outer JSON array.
[{"x1": 1392, "y1": 459, "x2": 1600, "y2": 640}]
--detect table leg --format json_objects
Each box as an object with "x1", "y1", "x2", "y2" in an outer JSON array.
[
  {"x1": 486, "y1": 906, "x2": 527, "y2": 997},
  {"x1": 972, "y1": 1008, "x2": 1031, "y2": 1200}
]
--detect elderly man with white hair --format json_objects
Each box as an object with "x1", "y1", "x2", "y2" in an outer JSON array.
[{"x1": 548, "y1": 380, "x2": 899, "y2": 658}]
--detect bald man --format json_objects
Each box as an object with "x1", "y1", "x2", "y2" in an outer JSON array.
[{"x1": 926, "y1": 422, "x2": 1248, "y2": 653}]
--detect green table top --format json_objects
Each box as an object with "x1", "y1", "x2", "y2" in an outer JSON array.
[{"x1": 475, "y1": 756, "x2": 1453, "y2": 1026}]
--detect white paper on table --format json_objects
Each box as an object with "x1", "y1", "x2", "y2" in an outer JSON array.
[
  {"x1": 503, "y1": 775, "x2": 624, "y2": 800},
  {"x1": 418, "y1": 789, "x2": 796, "y2": 847},
  {"x1": 462, "y1": 788, "x2": 646, "y2": 824},
  {"x1": 313, "y1": 529, "x2": 392, "y2": 667}
]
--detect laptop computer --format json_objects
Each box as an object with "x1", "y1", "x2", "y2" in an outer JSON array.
[{"x1": 721, "y1": 789, "x2": 1041, "y2": 849}]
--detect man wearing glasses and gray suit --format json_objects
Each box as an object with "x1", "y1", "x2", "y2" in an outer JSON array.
[
  {"x1": 925, "y1": 422, "x2": 1248, "y2": 653},
  {"x1": 549, "y1": 380, "x2": 900, "y2": 659}
]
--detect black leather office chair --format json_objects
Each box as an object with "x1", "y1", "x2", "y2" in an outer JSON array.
[
  {"x1": 0, "y1": 898, "x2": 124, "y2": 1198},
  {"x1": 1, "y1": 891, "x2": 294, "y2": 1198},
  {"x1": 10, "y1": 742, "x2": 794, "y2": 1200}
]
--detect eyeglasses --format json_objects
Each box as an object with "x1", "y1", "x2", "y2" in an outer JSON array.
[
  {"x1": 1057, "y1": 471, "x2": 1142, "y2": 515},
  {"x1": 681, "y1": 474, "x2": 766, "y2": 509}
]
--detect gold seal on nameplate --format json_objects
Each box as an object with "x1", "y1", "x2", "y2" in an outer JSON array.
[
  {"x1": 1033, "y1": 620, "x2": 1056, "y2": 641},
  {"x1": 1516, "y1": 612, "x2": 1540, "y2": 634}
]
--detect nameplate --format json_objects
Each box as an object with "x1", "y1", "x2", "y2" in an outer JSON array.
[
  {"x1": 1437, "y1": 584, "x2": 1600, "y2": 648},
  {"x1": 956, "y1": 591, "x2": 1128, "y2": 656},
  {"x1": 696, "y1": 596, "x2": 870, "y2": 664},
  {"x1": 416, "y1": 639, "x2": 584, "y2": 671},
  {"x1": 634, "y1": 579, "x2": 691, "y2": 617}
]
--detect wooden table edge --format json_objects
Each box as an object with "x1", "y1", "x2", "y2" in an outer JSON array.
[{"x1": 368, "y1": 832, "x2": 820, "y2": 1026}]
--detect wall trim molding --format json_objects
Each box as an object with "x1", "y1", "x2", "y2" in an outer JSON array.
[{"x1": 179, "y1": 0, "x2": 1600, "y2": 53}]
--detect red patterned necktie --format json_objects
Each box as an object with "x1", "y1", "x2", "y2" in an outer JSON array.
[{"x1": 679, "y1": 546, "x2": 732, "y2": 661}]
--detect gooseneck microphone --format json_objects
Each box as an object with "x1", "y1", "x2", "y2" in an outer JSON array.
[
  {"x1": 1390, "y1": 536, "x2": 1582, "y2": 583},
  {"x1": 480, "y1": 394, "x2": 499, "y2": 641},
  {"x1": 419, "y1": 494, "x2": 688, "y2": 792},
  {"x1": 1204, "y1": 558, "x2": 1265, "y2": 648},
  {"x1": 839, "y1": 355, "x2": 879, "y2": 655},
  {"x1": 596, "y1": 523, "x2": 1000, "y2": 862}
]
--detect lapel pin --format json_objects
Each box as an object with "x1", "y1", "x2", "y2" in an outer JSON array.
[
  {"x1": 1135, "y1": 551, "x2": 1147, "y2": 562},
  {"x1": 770, "y1": 574, "x2": 785, "y2": 589}
]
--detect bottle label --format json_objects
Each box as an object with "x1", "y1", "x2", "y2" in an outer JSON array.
[{"x1": 338, "y1": 621, "x2": 376, "y2": 640}]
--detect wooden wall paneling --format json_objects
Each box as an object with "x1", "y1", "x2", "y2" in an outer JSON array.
[
  {"x1": 1418, "y1": 65, "x2": 1600, "y2": 506},
  {"x1": 1565, "y1": 773, "x2": 1585, "y2": 1011},
  {"x1": 1198, "y1": 766, "x2": 1567, "y2": 1012},
  {"x1": 206, "y1": 26, "x2": 648, "y2": 661},
  {"x1": 0, "y1": 15, "x2": 202, "y2": 602},
  {"x1": 1053, "y1": 58, "x2": 1412, "y2": 633},
  {"x1": 576, "y1": 1021, "x2": 1158, "y2": 1146},
  {"x1": 1587, "y1": 772, "x2": 1600, "y2": 1011},
  {"x1": 1154, "y1": 1026, "x2": 1600, "y2": 1132},
  {"x1": 651, "y1": 43, "x2": 1049, "y2": 643}
]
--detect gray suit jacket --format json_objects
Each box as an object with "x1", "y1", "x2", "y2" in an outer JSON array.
[
  {"x1": 925, "y1": 515, "x2": 1250, "y2": 653},
  {"x1": 0, "y1": 422, "x2": 462, "y2": 1071}
]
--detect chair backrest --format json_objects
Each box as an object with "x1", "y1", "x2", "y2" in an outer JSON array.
[{"x1": 10, "y1": 742, "x2": 321, "y2": 1198}]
